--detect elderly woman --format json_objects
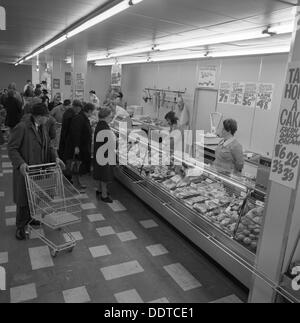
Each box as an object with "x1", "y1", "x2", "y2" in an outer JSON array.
[
  {"x1": 93, "y1": 107, "x2": 115, "y2": 203},
  {"x1": 214, "y1": 119, "x2": 244, "y2": 174}
]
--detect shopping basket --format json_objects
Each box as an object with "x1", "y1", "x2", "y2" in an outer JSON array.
[{"x1": 24, "y1": 163, "x2": 82, "y2": 257}]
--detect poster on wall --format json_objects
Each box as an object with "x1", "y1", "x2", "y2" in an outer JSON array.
[
  {"x1": 270, "y1": 63, "x2": 300, "y2": 189},
  {"x1": 53, "y1": 78, "x2": 60, "y2": 89},
  {"x1": 243, "y1": 83, "x2": 257, "y2": 108},
  {"x1": 198, "y1": 66, "x2": 217, "y2": 88},
  {"x1": 75, "y1": 73, "x2": 85, "y2": 100},
  {"x1": 218, "y1": 81, "x2": 231, "y2": 104},
  {"x1": 65, "y1": 72, "x2": 72, "y2": 85},
  {"x1": 256, "y1": 83, "x2": 274, "y2": 110},
  {"x1": 111, "y1": 64, "x2": 122, "y2": 87},
  {"x1": 229, "y1": 82, "x2": 245, "y2": 105}
]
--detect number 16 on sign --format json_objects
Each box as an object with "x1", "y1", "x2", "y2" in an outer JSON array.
[{"x1": 271, "y1": 144, "x2": 300, "y2": 189}]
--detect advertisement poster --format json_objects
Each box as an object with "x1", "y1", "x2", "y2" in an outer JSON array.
[
  {"x1": 229, "y1": 82, "x2": 245, "y2": 105},
  {"x1": 198, "y1": 66, "x2": 217, "y2": 88},
  {"x1": 243, "y1": 83, "x2": 257, "y2": 108},
  {"x1": 256, "y1": 83, "x2": 274, "y2": 110},
  {"x1": 111, "y1": 64, "x2": 122, "y2": 87},
  {"x1": 65, "y1": 72, "x2": 72, "y2": 85},
  {"x1": 53, "y1": 78, "x2": 60, "y2": 89},
  {"x1": 218, "y1": 81, "x2": 231, "y2": 104},
  {"x1": 270, "y1": 63, "x2": 300, "y2": 189},
  {"x1": 75, "y1": 73, "x2": 85, "y2": 100}
]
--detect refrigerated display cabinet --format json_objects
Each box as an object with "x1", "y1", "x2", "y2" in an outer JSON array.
[{"x1": 114, "y1": 138, "x2": 267, "y2": 288}]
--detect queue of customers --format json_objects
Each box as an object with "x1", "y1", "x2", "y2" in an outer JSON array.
[{"x1": 3, "y1": 83, "x2": 118, "y2": 240}]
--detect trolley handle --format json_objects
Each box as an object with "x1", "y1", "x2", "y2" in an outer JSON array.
[{"x1": 25, "y1": 163, "x2": 59, "y2": 174}]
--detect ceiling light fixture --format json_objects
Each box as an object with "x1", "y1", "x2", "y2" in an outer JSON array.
[{"x1": 14, "y1": 0, "x2": 144, "y2": 65}]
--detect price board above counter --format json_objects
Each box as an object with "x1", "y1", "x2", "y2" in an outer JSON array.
[{"x1": 270, "y1": 62, "x2": 300, "y2": 189}]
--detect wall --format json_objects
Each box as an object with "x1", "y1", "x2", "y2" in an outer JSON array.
[
  {"x1": 0, "y1": 62, "x2": 31, "y2": 92},
  {"x1": 88, "y1": 53, "x2": 288, "y2": 156},
  {"x1": 87, "y1": 64, "x2": 111, "y2": 104}
]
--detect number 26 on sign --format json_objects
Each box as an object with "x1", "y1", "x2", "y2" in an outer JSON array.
[{"x1": 272, "y1": 145, "x2": 300, "y2": 182}]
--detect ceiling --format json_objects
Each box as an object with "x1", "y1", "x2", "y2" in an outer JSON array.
[{"x1": 0, "y1": 0, "x2": 298, "y2": 64}]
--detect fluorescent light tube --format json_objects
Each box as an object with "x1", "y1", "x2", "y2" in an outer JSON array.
[
  {"x1": 268, "y1": 21, "x2": 294, "y2": 34},
  {"x1": 67, "y1": 1, "x2": 130, "y2": 38},
  {"x1": 157, "y1": 29, "x2": 269, "y2": 52},
  {"x1": 109, "y1": 46, "x2": 153, "y2": 58},
  {"x1": 44, "y1": 35, "x2": 67, "y2": 51}
]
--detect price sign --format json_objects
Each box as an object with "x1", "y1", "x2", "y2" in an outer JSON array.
[{"x1": 270, "y1": 62, "x2": 300, "y2": 189}]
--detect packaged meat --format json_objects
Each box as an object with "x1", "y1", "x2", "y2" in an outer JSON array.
[
  {"x1": 193, "y1": 203, "x2": 208, "y2": 214},
  {"x1": 205, "y1": 200, "x2": 218, "y2": 211}
]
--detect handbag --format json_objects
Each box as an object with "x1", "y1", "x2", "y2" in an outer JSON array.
[{"x1": 66, "y1": 154, "x2": 82, "y2": 175}]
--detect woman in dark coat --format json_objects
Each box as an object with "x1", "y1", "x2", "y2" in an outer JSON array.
[
  {"x1": 93, "y1": 107, "x2": 115, "y2": 203},
  {"x1": 4, "y1": 89, "x2": 23, "y2": 129},
  {"x1": 65, "y1": 102, "x2": 95, "y2": 190}
]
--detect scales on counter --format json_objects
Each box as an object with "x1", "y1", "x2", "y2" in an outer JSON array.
[{"x1": 204, "y1": 112, "x2": 223, "y2": 146}]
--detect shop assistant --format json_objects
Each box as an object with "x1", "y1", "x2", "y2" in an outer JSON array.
[{"x1": 214, "y1": 119, "x2": 244, "y2": 174}]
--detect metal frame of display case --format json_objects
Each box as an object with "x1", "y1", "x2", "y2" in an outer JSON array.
[{"x1": 114, "y1": 163, "x2": 258, "y2": 288}]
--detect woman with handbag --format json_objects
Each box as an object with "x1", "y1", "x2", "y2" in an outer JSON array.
[{"x1": 67, "y1": 102, "x2": 95, "y2": 190}]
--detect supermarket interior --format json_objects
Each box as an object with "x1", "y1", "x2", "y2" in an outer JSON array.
[{"x1": 0, "y1": 0, "x2": 300, "y2": 304}]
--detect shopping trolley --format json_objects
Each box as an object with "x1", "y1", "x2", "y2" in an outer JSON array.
[{"x1": 24, "y1": 163, "x2": 82, "y2": 257}]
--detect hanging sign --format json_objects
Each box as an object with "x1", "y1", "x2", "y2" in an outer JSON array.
[
  {"x1": 0, "y1": 6, "x2": 5, "y2": 30},
  {"x1": 75, "y1": 73, "x2": 85, "y2": 100},
  {"x1": 256, "y1": 83, "x2": 274, "y2": 110},
  {"x1": 198, "y1": 66, "x2": 217, "y2": 88},
  {"x1": 218, "y1": 81, "x2": 231, "y2": 104},
  {"x1": 111, "y1": 64, "x2": 122, "y2": 87},
  {"x1": 270, "y1": 62, "x2": 300, "y2": 189},
  {"x1": 243, "y1": 83, "x2": 257, "y2": 108},
  {"x1": 229, "y1": 82, "x2": 245, "y2": 105}
]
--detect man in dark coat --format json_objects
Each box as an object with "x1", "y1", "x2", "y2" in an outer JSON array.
[
  {"x1": 8, "y1": 103, "x2": 63, "y2": 240},
  {"x1": 65, "y1": 103, "x2": 95, "y2": 190}
]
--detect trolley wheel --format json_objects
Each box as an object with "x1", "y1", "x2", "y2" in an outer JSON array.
[{"x1": 51, "y1": 250, "x2": 58, "y2": 258}]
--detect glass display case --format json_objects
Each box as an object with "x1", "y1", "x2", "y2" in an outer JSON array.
[{"x1": 114, "y1": 133, "x2": 267, "y2": 288}]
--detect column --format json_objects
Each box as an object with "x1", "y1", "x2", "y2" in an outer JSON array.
[
  {"x1": 71, "y1": 45, "x2": 88, "y2": 102},
  {"x1": 51, "y1": 57, "x2": 72, "y2": 101},
  {"x1": 249, "y1": 2, "x2": 300, "y2": 303}
]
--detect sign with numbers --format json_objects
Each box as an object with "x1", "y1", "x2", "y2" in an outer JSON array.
[
  {"x1": 198, "y1": 66, "x2": 217, "y2": 88},
  {"x1": 270, "y1": 62, "x2": 300, "y2": 189}
]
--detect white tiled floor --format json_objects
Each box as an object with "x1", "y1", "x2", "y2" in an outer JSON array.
[
  {"x1": 63, "y1": 286, "x2": 91, "y2": 303},
  {"x1": 89, "y1": 245, "x2": 111, "y2": 258},
  {"x1": 114, "y1": 289, "x2": 144, "y2": 303},
  {"x1": 101, "y1": 260, "x2": 144, "y2": 281},
  {"x1": 96, "y1": 226, "x2": 116, "y2": 237},
  {"x1": 86, "y1": 213, "x2": 105, "y2": 223},
  {"x1": 0, "y1": 252, "x2": 8, "y2": 264},
  {"x1": 117, "y1": 231, "x2": 137, "y2": 242},
  {"x1": 81, "y1": 203, "x2": 96, "y2": 210},
  {"x1": 10, "y1": 283, "x2": 37, "y2": 303},
  {"x1": 148, "y1": 297, "x2": 170, "y2": 303},
  {"x1": 5, "y1": 205, "x2": 16, "y2": 213},
  {"x1": 2, "y1": 162, "x2": 12, "y2": 168},
  {"x1": 140, "y1": 220, "x2": 159, "y2": 229},
  {"x1": 210, "y1": 295, "x2": 243, "y2": 303},
  {"x1": 5, "y1": 218, "x2": 15, "y2": 226},
  {"x1": 146, "y1": 244, "x2": 168, "y2": 257},
  {"x1": 108, "y1": 200, "x2": 127, "y2": 212},
  {"x1": 164, "y1": 263, "x2": 202, "y2": 291},
  {"x1": 63, "y1": 231, "x2": 83, "y2": 242},
  {"x1": 28, "y1": 246, "x2": 54, "y2": 270}
]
